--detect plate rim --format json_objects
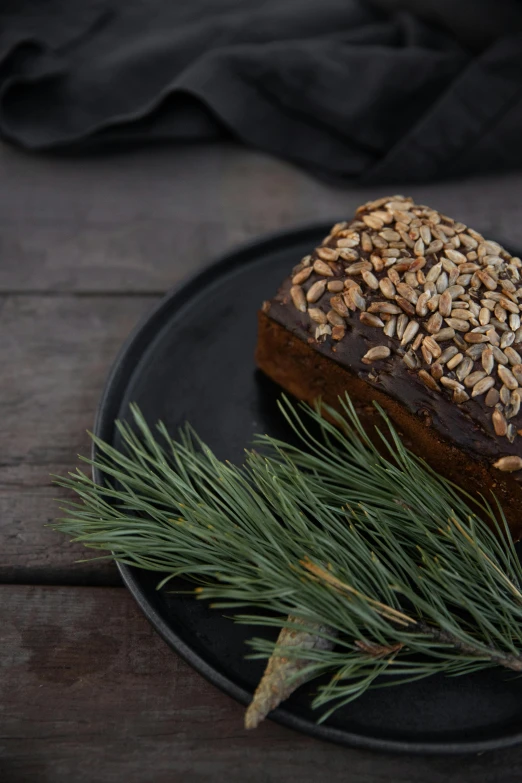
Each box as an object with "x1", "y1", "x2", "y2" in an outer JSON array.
[{"x1": 93, "y1": 222, "x2": 522, "y2": 755}]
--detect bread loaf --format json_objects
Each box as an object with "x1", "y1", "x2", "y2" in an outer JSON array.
[{"x1": 256, "y1": 196, "x2": 522, "y2": 539}]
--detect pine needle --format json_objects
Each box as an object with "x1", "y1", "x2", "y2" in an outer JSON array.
[{"x1": 52, "y1": 395, "x2": 522, "y2": 722}]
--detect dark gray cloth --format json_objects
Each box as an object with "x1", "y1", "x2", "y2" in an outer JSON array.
[{"x1": 0, "y1": 0, "x2": 521, "y2": 183}]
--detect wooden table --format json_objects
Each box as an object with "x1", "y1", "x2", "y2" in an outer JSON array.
[{"x1": 2, "y1": 140, "x2": 522, "y2": 782}]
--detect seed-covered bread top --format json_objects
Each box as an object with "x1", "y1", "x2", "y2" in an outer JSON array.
[{"x1": 263, "y1": 196, "x2": 522, "y2": 476}]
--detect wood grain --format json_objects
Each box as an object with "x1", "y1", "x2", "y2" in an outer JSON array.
[
  {"x1": 1, "y1": 584, "x2": 521, "y2": 783},
  {"x1": 1, "y1": 144, "x2": 521, "y2": 293},
  {"x1": 0, "y1": 295, "x2": 156, "y2": 584}
]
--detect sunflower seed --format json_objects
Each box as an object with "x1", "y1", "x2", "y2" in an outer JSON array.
[
  {"x1": 431, "y1": 362, "x2": 443, "y2": 380},
  {"x1": 426, "y1": 262, "x2": 442, "y2": 283},
  {"x1": 396, "y1": 296, "x2": 416, "y2": 316},
  {"x1": 423, "y1": 312, "x2": 441, "y2": 335},
  {"x1": 327, "y1": 280, "x2": 345, "y2": 293},
  {"x1": 290, "y1": 285, "x2": 307, "y2": 312},
  {"x1": 492, "y1": 345, "x2": 509, "y2": 365},
  {"x1": 503, "y1": 347, "x2": 522, "y2": 367},
  {"x1": 486, "y1": 328, "x2": 501, "y2": 346},
  {"x1": 451, "y1": 309, "x2": 474, "y2": 321},
  {"x1": 327, "y1": 310, "x2": 345, "y2": 327},
  {"x1": 345, "y1": 261, "x2": 372, "y2": 276},
  {"x1": 426, "y1": 239, "x2": 443, "y2": 255},
  {"x1": 501, "y1": 331, "x2": 516, "y2": 349},
  {"x1": 512, "y1": 364, "x2": 522, "y2": 385},
  {"x1": 308, "y1": 307, "x2": 327, "y2": 324},
  {"x1": 439, "y1": 345, "x2": 459, "y2": 365},
  {"x1": 456, "y1": 357, "x2": 474, "y2": 380},
  {"x1": 388, "y1": 268, "x2": 401, "y2": 286},
  {"x1": 316, "y1": 246, "x2": 340, "y2": 262},
  {"x1": 454, "y1": 388, "x2": 470, "y2": 403},
  {"x1": 493, "y1": 456, "x2": 522, "y2": 472},
  {"x1": 412, "y1": 332, "x2": 424, "y2": 352},
  {"x1": 418, "y1": 225, "x2": 430, "y2": 244},
  {"x1": 506, "y1": 389, "x2": 522, "y2": 419},
  {"x1": 362, "y1": 346, "x2": 391, "y2": 364},
  {"x1": 436, "y1": 271, "x2": 449, "y2": 294},
  {"x1": 485, "y1": 388, "x2": 500, "y2": 407},
  {"x1": 445, "y1": 248, "x2": 467, "y2": 264},
  {"x1": 404, "y1": 271, "x2": 419, "y2": 288},
  {"x1": 349, "y1": 289, "x2": 367, "y2": 311},
  {"x1": 510, "y1": 313, "x2": 521, "y2": 331},
  {"x1": 477, "y1": 270, "x2": 498, "y2": 291},
  {"x1": 499, "y1": 365, "x2": 519, "y2": 390},
  {"x1": 315, "y1": 324, "x2": 332, "y2": 341},
  {"x1": 394, "y1": 314, "x2": 408, "y2": 340},
  {"x1": 471, "y1": 376, "x2": 496, "y2": 397},
  {"x1": 464, "y1": 332, "x2": 490, "y2": 343},
  {"x1": 313, "y1": 259, "x2": 334, "y2": 277},
  {"x1": 361, "y1": 232, "x2": 373, "y2": 252},
  {"x1": 516, "y1": 326, "x2": 522, "y2": 342},
  {"x1": 378, "y1": 229, "x2": 399, "y2": 242},
  {"x1": 435, "y1": 290, "x2": 451, "y2": 318},
  {"x1": 396, "y1": 283, "x2": 418, "y2": 304},
  {"x1": 440, "y1": 377, "x2": 464, "y2": 391},
  {"x1": 442, "y1": 352, "x2": 460, "y2": 370},
  {"x1": 434, "y1": 327, "x2": 456, "y2": 342},
  {"x1": 500, "y1": 385, "x2": 512, "y2": 405},
  {"x1": 363, "y1": 214, "x2": 384, "y2": 230},
  {"x1": 420, "y1": 335, "x2": 439, "y2": 359},
  {"x1": 492, "y1": 409, "x2": 508, "y2": 436},
  {"x1": 417, "y1": 368, "x2": 440, "y2": 391},
  {"x1": 403, "y1": 350, "x2": 419, "y2": 369},
  {"x1": 427, "y1": 294, "x2": 441, "y2": 312},
  {"x1": 413, "y1": 237, "x2": 424, "y2": 256},
  {"x1": 459, "y1": 233, "x2": 478, "y2": 249},
  {"x1": 306, "y1": 279, "x2": 327, "y2": 303},
  {"x1": 292, "y1": 267, "x2": 313, "y2": 285},
  {"x1": 464, "y1": 370, "x2": 487, "y2": 388},
  {"x1": 481, "y1": 347, "x2": 494, "y2": 375},
  {"x1": 447, "y1": 285, "x2": 466, "y2": 300},
  {"x1": 383, "y1": 316, "x2": 397, "y2": 338},
  {"x1": 466, "y1": 343, "x2": 487, "y2": 359},
  {"x1": 399, "y1": 320, "x2": 418, "y2": 346},
  {"x1": 454, "y1": 334, "x2": 468, "y2": 350},
  {"x1": 337, "y1": 237, "x2": 360, "y2": 249},
  {"x1": 360, "y1": 312, "x2": 384, "y2": 328},
  {"x1": 478, "y1": 307, "x2": 491, "y2": 326},
  {"x1": 368, "y1": 301, "x2": 402, "y2": 315},
  {"x1": 494, "y1": 303, "x2": 508, "y2": 323},
  {"x1": 331, "y1": 325, "x2": 346, "y2": 341},
  {"x1": 361, "y1": 270, "x2": 378, "y2": 290},
  {"x1": 499, "y1": 296, "x2": 519, "y2": 315},
  {"x1": 445, "y1": 318, "x2": 470, "y2": 332}
]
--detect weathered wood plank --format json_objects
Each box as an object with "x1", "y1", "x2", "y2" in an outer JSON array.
[
  {"x1": 0, "y1": 144, "x2": 521, "y2": 293},
  {"x1": 1, "y1": 584, "x2": 521, "y2": 783},
  {"x1": 0, "y1": 295, "x2": 157, "y2": 584}
]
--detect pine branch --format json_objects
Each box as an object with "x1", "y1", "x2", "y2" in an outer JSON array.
[{"x1": 52, "y1": 396, "x2": 522, "y2": 724}]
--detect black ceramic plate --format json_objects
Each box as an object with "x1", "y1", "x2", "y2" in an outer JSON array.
[{"x1": 94, "y1": 224, "x2": 522, "y2": 754}]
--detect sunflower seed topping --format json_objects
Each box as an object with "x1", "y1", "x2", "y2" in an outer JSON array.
[
  {"x1": 306, "y1": 279, "x2": 327, "y2": 303},
  {"x1": 498, "y1": 365, "x2": 519, "y2": 390},
  {"x1": 493, "y1": 456, "x2": 522, "y2": 472},
  {"x1": 284, "y1": 198, "x2": 522, "y2": 446},
  {"x1": 362, "y1": 346, "x2": 391, "y2": 364},
  {"x1": 471, "y1": 376, "x2": 496, "y2": 397},
  {"x1": 290, "y1": 285, "x2": 307, "y2": 312}
]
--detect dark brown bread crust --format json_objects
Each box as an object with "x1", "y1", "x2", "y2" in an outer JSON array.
[
  {"x1": 256, "y1": 312, "x2": 522, "y2": 540},
  {"x1": 255, "y1": 196, "x2": 522, "y2": 539}
]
